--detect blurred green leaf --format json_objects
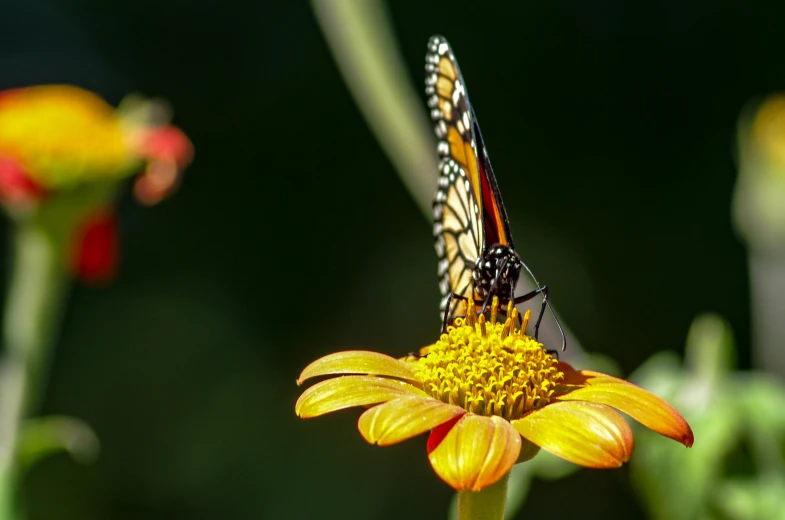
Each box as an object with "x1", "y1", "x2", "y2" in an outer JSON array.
[
  {"x1": 631, "y1": 313, "x2": 785, "y2": 520},
  {"x1": 16, "y1": 415, "x2": 99, "y2": 472}
]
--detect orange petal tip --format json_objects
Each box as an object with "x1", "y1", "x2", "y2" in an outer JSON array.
[{"x1": 558, "y1": 371, "x2": 694, "y2": 448}]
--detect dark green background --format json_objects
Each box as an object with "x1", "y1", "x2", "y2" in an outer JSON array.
[{"x1": 1, "y1": 1, "x2": 782, "y2": 518}]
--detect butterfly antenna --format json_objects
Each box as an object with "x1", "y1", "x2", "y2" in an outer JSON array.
[{"x1": 518, "y1": 259, "x2": 567, "y2": 351}]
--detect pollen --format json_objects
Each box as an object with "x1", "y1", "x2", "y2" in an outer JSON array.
[{"x1": 410, "y1": 298, "x2": 563, "y2": 421}]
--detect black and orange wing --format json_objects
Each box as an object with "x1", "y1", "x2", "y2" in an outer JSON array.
[
  {"x1": 474, "y1": 123, "x2": 515, "y2": 251},
  {"x1": 426, "y1": 35, "x2": 515, "y2": 319},
  {"x1": 427, "y1": 35, "x2": 482, "y2": 318}
]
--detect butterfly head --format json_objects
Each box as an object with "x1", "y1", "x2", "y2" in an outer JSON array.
[{"x1": 473, "y1": 245, "x2": 521, "y2": 302}]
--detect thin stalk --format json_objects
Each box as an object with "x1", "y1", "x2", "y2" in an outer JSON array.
[
  {"x1": 457, "y1": 473, "x2": 509, "y2": 520},
  {"x1": 0, "y1": 220, "x2": 70, "y2": 515},
  {"x1": 310, "y1": 0, "x2": 439, "y2": 218},
  {"x1": 749, "y1": 252, "x2": 785, "y2": 376}
]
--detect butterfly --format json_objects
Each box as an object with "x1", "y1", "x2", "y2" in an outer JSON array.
[{"x1": 426, "y1": 35, "x2": 565, "y2": 349}]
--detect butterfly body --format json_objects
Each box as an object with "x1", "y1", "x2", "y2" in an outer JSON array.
[
  {"x1": 472, "y1": 244, "x2": 521, "y2": 304},
  {"x1": 426, "y1": 35, "x2": 564, "y2": 350}
]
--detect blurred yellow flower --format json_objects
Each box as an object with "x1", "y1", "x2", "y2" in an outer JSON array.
[
  {"x1": 751, "y1": 95, "x2": 785, "y2": 172},
  {"x1": 733, "y1": 93, "x2": 785, "y2": 255},
  {"x1": 0, "y1": 84, "x2": 193, "y2": 209},
  {"x1": 0, "y1": 85, "x2": 133, "y2": 189},
  {"x1": 0, "y1": 84, "x2": 194, "y2": 282},
  {"x1": 296, "y1": 299, "x2": 694, "y2": 492}
]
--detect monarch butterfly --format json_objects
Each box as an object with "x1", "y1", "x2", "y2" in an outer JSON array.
[{"x1": 426, "y1": 35, "x2": 565, "y2": 349}]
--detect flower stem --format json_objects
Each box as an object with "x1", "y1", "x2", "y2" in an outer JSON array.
[
  {"x1": 310, "y1": 0, "x2": 439, "y2": 219},
  {"x1": 0, "y1": 220, "x2": 69, "y2": 516},
  {"x1": 457, "y1": 473, "x2": 509, "y2": 520},
  {"x1": 749, "y1": 252, "x2": 785, "y2": 376}
]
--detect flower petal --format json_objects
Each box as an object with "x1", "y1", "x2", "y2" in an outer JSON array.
[
  {"x1": 427, "y1": 414, "x2": 521, "y2": 492},
  {"x1": 297, "y1": 350, "x2": 418, "y2": 385},
  {"x1": 557, "y1": 367, "x2": 694, "y2": 448},
  {"x1": 295, "y1": 375, "x2": 426, "y2": 418},
  {"x1": 512, "y1": 401, "x2": 633, "y2": 468},
  {"x1": 358, "y1": 395, "x2": 465, "y2": 446},
  {"x1": 559, "y1": 362, "x2": 626, "y2": 387},
  {"x1": 71, "y1": 210, "x2": 119, "y2": 284}
]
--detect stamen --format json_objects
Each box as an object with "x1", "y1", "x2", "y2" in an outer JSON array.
[
  {"x1": 410, "y1": 298, "x2": 563, "y2": 421},
  {"x1": 521, "y1": 309, "x2": 530, "y2": 335},
  {"x1": 466, "y1": 302, "x2": 476, "y2": 327}
]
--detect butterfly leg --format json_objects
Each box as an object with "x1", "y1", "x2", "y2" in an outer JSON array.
[
  {"x1": 441, "y1": 292, "x2": 469, "y2": 333},
  {"x1": 512, "y1": 285, "x2": 567, "y2": 351},
  {"x1": 512, "y1": 285, "x2": 547, "y2": 335}
]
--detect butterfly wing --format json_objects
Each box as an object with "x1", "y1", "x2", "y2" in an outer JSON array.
[
  {"x1": 427, "y1": 35, "x2": 515, "y2": 320},
  {"x1": 474, "y1": 121, "x2": 515, "y2": 250},
  {"x1": 427, "y1": 35, "x2": 483, "y2": 319}
]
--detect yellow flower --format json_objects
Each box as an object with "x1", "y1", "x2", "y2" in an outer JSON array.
[
  {"x1": 0, "y1": 85, "x2": 193, "y2": 208},
  {"x1": 751, "y1": 95, "x2": 785, "y2": 172},
  {"x1": 0, "y1": 85, "x2": 193, "y2": 282},
  {"x1": 0, "y1": 85, "x2": 133, "y2": 188},
  {"x1": 296, "y1": 299, "x2": 694, "y2": 492}
]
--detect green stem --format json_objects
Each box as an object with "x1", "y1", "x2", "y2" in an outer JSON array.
[
  {"x1": 457, "y1": 473, "x2": 510, "y2": 520},
  {"x1": 748, "y1": 252, "x2": 785, "y2": 376},
  {"x1": 310, "y1": 0, "x2": 439, "y2": 219},
  {"x1": 0, "y1": 221, "x2": 69, "y2": 516}
]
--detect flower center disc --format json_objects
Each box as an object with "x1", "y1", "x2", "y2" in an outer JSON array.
[{"x1": 411, "y1": 299, "x2": 563, "y2": 421}]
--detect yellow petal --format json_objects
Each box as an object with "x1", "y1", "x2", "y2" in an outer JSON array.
[
  {"x1": 560, "y1": 363, "x2": 630, "y2": 387},
  {"x1": 428, "y1": 414, "x2": 521, "y2": 492},
  {"x1": 295, "y1": 375, "x2": 427, "y2": 418},
  {"x1": 297, "y1": 350, "x2": 418, "y2": 385},
  {"x1": 558, "y1": 369, "x2": 694, "y2": 448},
  {"x1": 358, "y1": 395, "x2": 465, "y2": 446},
  {"x1": 512, "y1": 401, "x2": 633, "y2": 468}
]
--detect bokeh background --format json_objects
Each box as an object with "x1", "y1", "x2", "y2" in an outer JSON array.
[{"x1": 2, "y1": 1, "x2": 784, "y2": 518}]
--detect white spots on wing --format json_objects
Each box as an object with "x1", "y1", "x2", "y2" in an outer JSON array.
[
  {"x1": 462, "y1": 111, "x2": 471, "y2": 134},
  {"x1": 438, "y1": 257, "x2": 449, "y2": 276},
  {"x1": 437, "y1": 141, "x2": 449, "y2": 156},
  {"x1": 438, "y1": 42, "x2": 449, "y2": 55},
  {"x1": 425, "y1": 73, "x2": 437, "y2": 86},
  {"x1": 435, "y1": 238, "x2": 446, "y2": 259},
  {"x1": 452, "y1": 79, "x2": 465, "y2": 105},
  {"x1": 435, "y1": 120, "x2": 447, "y2": 138},
  {"x1": 439, "y1": 276, "x2": 449, "y2": 296},
  {"x1": 433, "y1": 221, "x2": 444, "y2": 235}
]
